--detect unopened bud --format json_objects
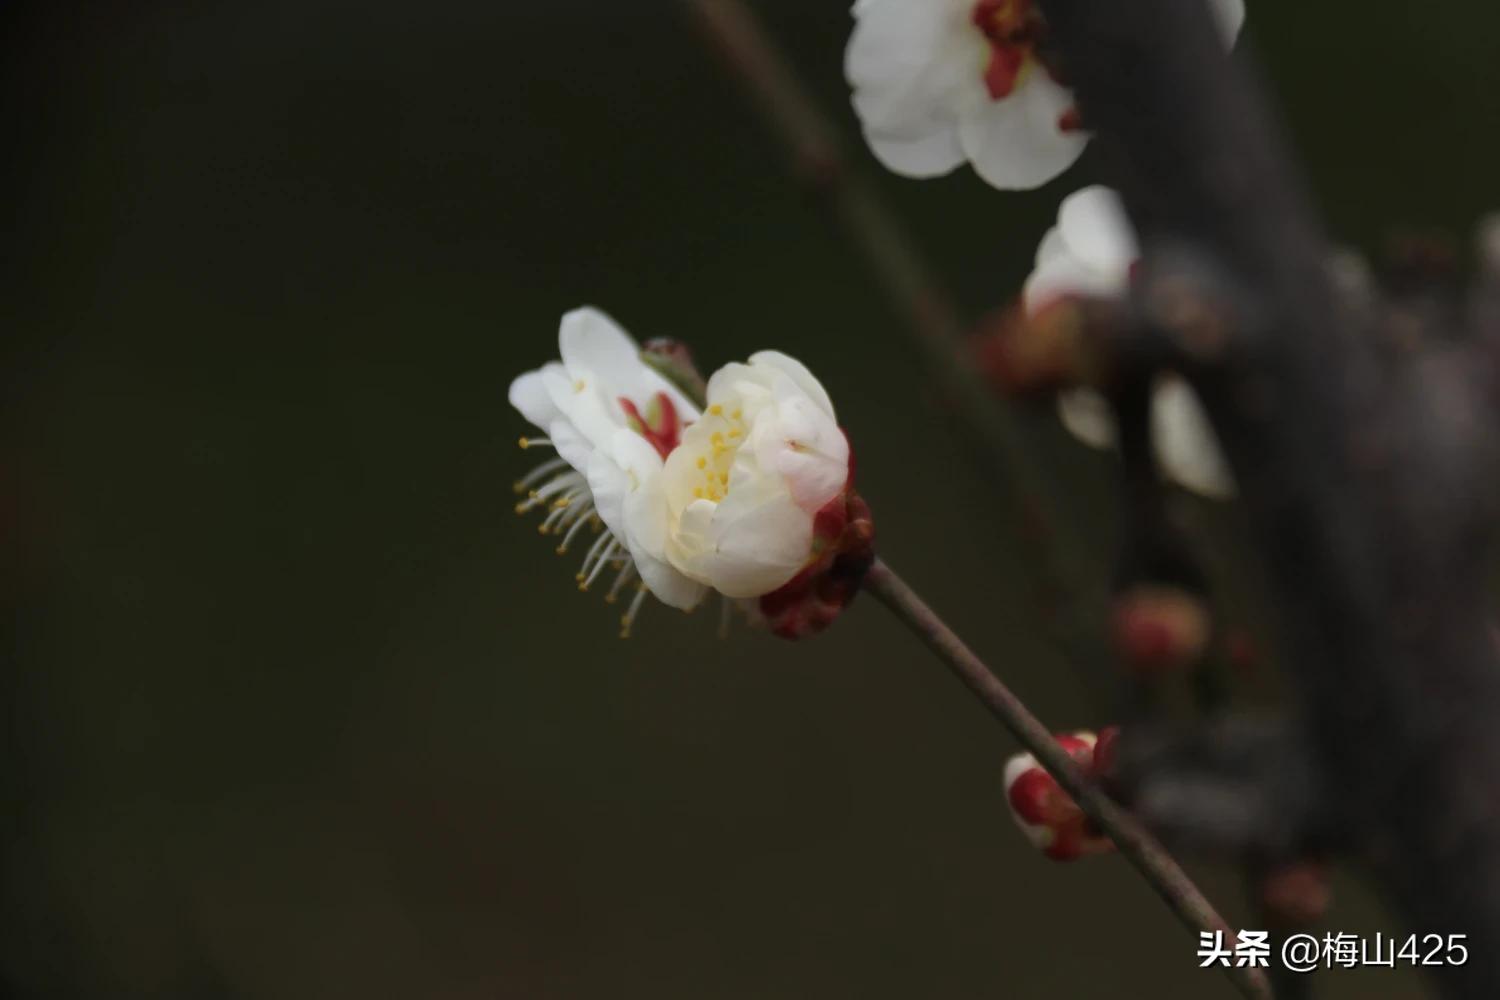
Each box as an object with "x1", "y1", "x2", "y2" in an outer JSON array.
[
  {"x1": 1259, "y1": 861, "x2": 1331, "y2": 927},
  {"x1": 1112, "y1": 585, "x2": 1210, "y2": 675},
  {"x1": 1003, "y1": 729, "x2": 1119, "y2": 862}
]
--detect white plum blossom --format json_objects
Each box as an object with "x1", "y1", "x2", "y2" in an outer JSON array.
[
  {"x1": 658, "y1": 353, "x2": 852, "y2": 600},
  {"x1": 1025, "y1": 185, "x2": 1236, "y2": 499},
  {"x1": 509, "y1": 308, "x2": 709, "y2": 634},
  {"x1": 845, "y1": 0, "x2": 1245, "y2": 190}
]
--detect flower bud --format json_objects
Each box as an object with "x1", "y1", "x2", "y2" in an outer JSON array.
[
  {"x1": 1003, "y1": 729, "x2": 1118, "y2": 862},
  {"x1": 1258, "y1": 861, "x2": 1331, "y2": 927},
  {"x1": 1112, "y1": 585, "x2": 1211, "y2": 675}
]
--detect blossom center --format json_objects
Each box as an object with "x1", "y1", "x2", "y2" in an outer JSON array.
[
  {"x1": 685, "y1": 403, "x2": 745, "y2": 504},
  {"x1": 618, "y1": 392, "x2": 682, "y2": 460},
  {"x1": 970, "y1": 0, "x2": 1046, "y2": 100}
]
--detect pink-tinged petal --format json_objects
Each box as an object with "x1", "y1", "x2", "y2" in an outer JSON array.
[
  {"x1": 1058, "y1": 185, "x2": 1139, "y2": 277},
  {"x1": 958, "y1": 74, "x2": 1089, "y2": 190}
]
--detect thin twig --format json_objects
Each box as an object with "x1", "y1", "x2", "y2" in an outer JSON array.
[
  {"x1": 866, "y1": 559, "x2": 1271, "y2": 1000},
  {"x1": 678, "y1": 0, "x2": 1109, "y2": 686}
]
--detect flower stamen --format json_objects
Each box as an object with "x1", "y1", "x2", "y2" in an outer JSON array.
[{"x1": 619, "y1": 582, "x2": 649, "y2": 638}]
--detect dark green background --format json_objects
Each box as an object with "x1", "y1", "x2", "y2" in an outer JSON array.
[{"x1": 5, "y1": 2, "x2": 1496, "y2": 996}]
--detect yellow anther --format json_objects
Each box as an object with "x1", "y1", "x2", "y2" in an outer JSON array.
[
  {"x1": 732, "y1": 409, "x2": 742, "y2": 420},
  {"x1": 718, "y1": 473, "x2": 728, "y2": 485},
  {"x1": 518, "y1": 436, "x2": 531, "y2": 449},
  {"x1": 708, "y1": 404, "x2": 723, "y2": 416},
  {"x1": 573, "y1": 378, "x2": 586, "y2": 392},
  {"x1": 555, "y1": 544, "x2": 568, "y2": 555},
  {"x1": 711, "y1": 432, "x2": 724, "y2": 447},
  {"x1": 552, "y1": 497, "x2": 570, "y2": 509},
  {"x1": 604, "y1": 593, "x2": 617, "y2": 604},
  {"x1": 513, "y1": 502, "x2": 528, "y2": 514},
  {"x1": 696, "y1": 456, "x2": 706, "y2": 469},
  {"x1": 728, "y1": 428, "x2": 741, "y2": 439},
  {"x1": 693, "y1": 486, "x2": 704, "y2": 499},
  {"x1": 578, "y1": 581, "x2": 590, "y2": 592},
  {"x1": 537, "y1": 524, "x2": 550, "y2": 534}
]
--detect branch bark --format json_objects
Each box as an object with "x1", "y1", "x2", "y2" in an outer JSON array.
[{"x1": 1031, "y1": 0, "x2": 1500, "y2": 993}]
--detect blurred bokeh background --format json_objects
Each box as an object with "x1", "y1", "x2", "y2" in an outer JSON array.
[{"x1": 5, "y1": 1, "x2": 1498, "y2": 996}]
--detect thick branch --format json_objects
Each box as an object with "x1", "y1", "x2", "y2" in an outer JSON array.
[{"x1": 1033, "y1": 1, "x2": 1500, "y2": 993}]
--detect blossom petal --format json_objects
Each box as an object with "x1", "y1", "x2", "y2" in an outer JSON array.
[
  {"x1": 1058, "y1": 185, "x2": 1139, "y2": 277},
  {"x1": 1151, "y1": 377, "x2": 1236, "y2": 499},
  {"x1": 559, "y1": 307, "x2": 642, "y2": 383},
  {"x1": 1209, "y1": 0, "x2": 1246, "y2": 42},
  {"x1": 858, "y1": 122, "x2": 967, "y2": 179},
  {"x1": 1022, "y1": 246, "x2": 1121, "y2": 313},
  {"x1": 747, "y1": 349, "x2": 837, "y2": 419},
  {"x1": 1057, "y1": 388, "x2": 1118, "y2": 451},
  {"x1": 508, "y1": 368, "x2": 561, "y2": 430},
  {"x1": 633, "y1": 551, "x2": 708, "y2": 611},
  {"x1": 585, "y1": 449, "x2": 628, "y2": 542},
  {"x1": 957, "y1": 75, "x2": 1089, "y2": 191}
]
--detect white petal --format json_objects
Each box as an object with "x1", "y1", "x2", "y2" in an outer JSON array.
[
  {"x1": 859, "y1": 121, "x2": 966, "y2": 179},
  {"x1": 846, "y1": 0, "x2": 987, "y2": 178},
  {"x1": 1150, "y1": 377, "x2": 1236, "y2": 499},
  {"x1": 508, "y1": 369, "x2": 560, "y2": 430},
  {"x1": 542, "y1": 365, "x2": 621, "y2": 456},
  {"x1": 1056, "y1": 388, "x2": 1118, "y2": 450},
  {"x1": 1058, "y1": 185, "x2": 1139, "y2": 277},
  {"x1": 705, "y1": 490, "x2": 812, "y2": 598},
  {"x1": 747, "y1": 349, "x2": 837, "y2": 419},
  {"x1": 633, "y1": 551, "x2": 708, "y2": 612},
  {"x1": 558, "y1": 307, "x2": 642, "y2": 383},
  {"x1": 1022, "y1": 247, "x2": 1121, "y2": 314},
  {"x1": 585, "y1": 450, "x2": 628, "y2": 541},
  {"x1": 958, "y1": 75, "x2": 1089, "y2": 191},
  {"x1": 1034, "y1": 226, "x2": 1068, "y2": 269},
  {"x1": 1209, "y1": 0, "x2": 1246, "y2": 43},
  {"x1": 548, "y1": 419, "x2": 596, "y2": 477},
  {"x1": 751, "y1": 388, "x2": 849, "y2": 514}
]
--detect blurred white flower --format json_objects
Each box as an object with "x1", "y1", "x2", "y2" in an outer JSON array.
[
  {"x1": 1026, "y1": 186, "x2": 1236, "y2": 499},
  {"x1": 659, "y1": 352, "x2": 853, "y2": 599},
  {"x1": 509, "y1": 308, "x2": 709, "y2": 634},
  {"x1": 845, "y1": 0, "x2": 1244, "y2": 190}
]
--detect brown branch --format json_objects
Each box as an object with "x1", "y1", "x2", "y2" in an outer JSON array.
[
  {"x1": 677, "y1": 0, "x2": 1110, "y2": 688},
  {"x1": 867, "y1": 559, "x2": 1271, "y2": 999},
  {"x1": 1031, "y1": 1, "x2": 1500, "y2": 994}
]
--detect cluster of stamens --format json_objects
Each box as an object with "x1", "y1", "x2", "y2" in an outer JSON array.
[
  {"x1": 689, "y1": 403, "x2": 745, "y2": 503},
  {"x1": 514, "y1": 435, "x2": 651, "y2": 638}
]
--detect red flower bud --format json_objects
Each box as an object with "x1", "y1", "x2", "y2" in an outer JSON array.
[
  {"x1": 1003, "y1": 729, "x2": 1119, "y2": 862},
  {"x1": 1111, "y1": 585, "x2": 1210, "y2": 675}
]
